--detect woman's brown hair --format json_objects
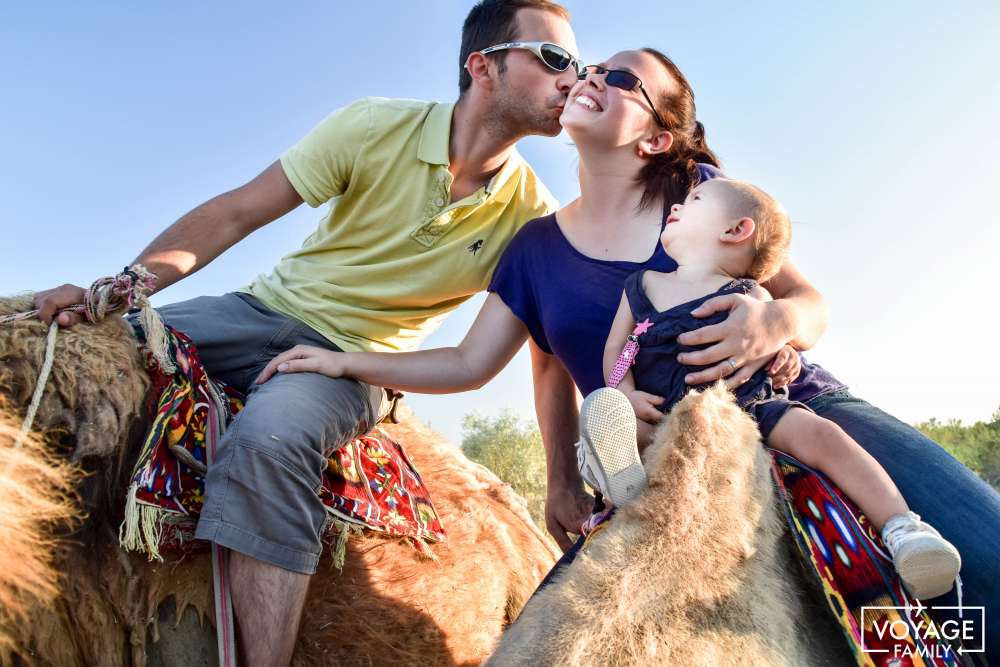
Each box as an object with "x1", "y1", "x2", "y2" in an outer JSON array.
[{"x1": 636, "y1": 48, "x2": 721, "y2": 213}]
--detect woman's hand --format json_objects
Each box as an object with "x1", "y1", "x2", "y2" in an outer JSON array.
[
  {"x1": 677, "y1": 295, "x2": 793, "y2": 388},
  {"x1": 768, "y1": 345, "x2": 802, "y2": 390},
  {"x1": 545, "y1": 482, "x2": 595, "y2": 552},
  {"x1": 255, "y1": 345, "x2": 346, "y2": 384}
]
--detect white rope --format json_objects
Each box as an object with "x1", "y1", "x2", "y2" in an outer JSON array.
[
  {"x1": 14, "y1": 321, "x2": 59, "y2": 449},
  {"x1": 4, "y1": 264, "x2": 170, "y2": 446}
]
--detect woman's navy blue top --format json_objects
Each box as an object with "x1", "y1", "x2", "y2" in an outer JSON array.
[
  {"x1": 487, "y1": 174, "x2": 846, "y2": 399},
  {"x1": 488, "y1": 212, "x2": 676, "y2": 396}
]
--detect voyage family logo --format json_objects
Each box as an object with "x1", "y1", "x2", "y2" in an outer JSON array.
[{"x1": 860, "y1": 599, "x2": 985, "y2": 662}]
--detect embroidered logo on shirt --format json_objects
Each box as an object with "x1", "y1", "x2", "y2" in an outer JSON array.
[{"x1": 467, "y1": 239, "x2": 484, "y2": 256}]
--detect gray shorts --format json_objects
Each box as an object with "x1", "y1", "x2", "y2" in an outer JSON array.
[{"x1": 154, "y1": 292, "x2": 389, "y2": 574}]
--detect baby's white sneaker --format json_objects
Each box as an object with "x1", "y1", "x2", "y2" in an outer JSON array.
[
  {"x1": 575, "y1": 388, "x2": 646, "y2": 507},
  {"x1": 881, "y1": 511, "x2": 962, "y2": 600}
]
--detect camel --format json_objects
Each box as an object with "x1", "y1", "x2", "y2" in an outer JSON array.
[
  {"x1": 486, "y1": 384, "x2": 853, "y2": 666},
  {"x1": 0, "y1": 410, "x2": 78, "y2": 652},
  {"x1": 0, "y1": 295, "x2": 559, "y2": 667}
]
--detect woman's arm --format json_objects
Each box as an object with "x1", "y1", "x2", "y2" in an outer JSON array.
[
  {"x1": 676, "y1": 260, "x2": 828, "y2": 387},
  {"x1": 256, "y1": 293, "x2": 528, "y2": 393},
  {"x1": 759, "y1": 260, "x2": 828, "y2": 350},
  {"x1": 530, "y1": 342, "x2": 593, "y2": 551}
]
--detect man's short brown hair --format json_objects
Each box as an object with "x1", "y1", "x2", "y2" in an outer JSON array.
[{"x1": 459, "y1": 0, "x2": 571, "y2": 94}]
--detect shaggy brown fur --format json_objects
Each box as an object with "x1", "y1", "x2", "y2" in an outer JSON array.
[
  {"x1": 0, "y1": 296, "x2": 149, "y2": 543},
  {"x1": 0, "y1": 412, "x2": 78, "y2": 650},
  {"x1": 0, "y1": 295, "x2": 558, "y2": 667},
  {"x1": 486, "y1": 384, "x2": 850, "y2": 666}
]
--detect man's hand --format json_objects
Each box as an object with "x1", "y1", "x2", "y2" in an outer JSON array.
[
  {"x1": 624, "y1": 389, "x2": 665, "y2": 424},
  {"x1": 545, "y1": 482, "x2": 594, "y2": 552},
  {"x1": 677, "y1": 295, "x2": 792, "y2": 389},
  {"x1": 769, "y1": 344, "x2": 802, "y2": 390},
  {"x1": 255, "y1": 345, "x2": 347, "y2": 384},
  {"x1": 33, "y1": 284, "x2": 88, "y2": 327}
]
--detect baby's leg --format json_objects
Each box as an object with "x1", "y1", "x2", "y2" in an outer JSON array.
[
  {"x1": 767, "y1": 408, "x2": 907, "y2": 530},
  {"x1": 768, "y1": 407, "x2": 962, "y2": 599}
]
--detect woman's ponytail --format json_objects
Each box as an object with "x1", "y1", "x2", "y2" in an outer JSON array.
[{"x1": 635, "y1": 49, "x2": 721, "y2": 213}]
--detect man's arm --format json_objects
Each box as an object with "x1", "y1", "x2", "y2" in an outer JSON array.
[
  {"x1": 35, "y1": 160, "x2": 302, "y2": 326},
  {"x1": 530, "y1": 341, "x2": 592, "y2": 551},
  {"x1": 676, "y1": 260, "x2": 828, "y2": 386}
]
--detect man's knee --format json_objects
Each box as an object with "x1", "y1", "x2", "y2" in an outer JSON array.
[{"x1": 237, "y1": 371, "x2": 376, "y2": 457}]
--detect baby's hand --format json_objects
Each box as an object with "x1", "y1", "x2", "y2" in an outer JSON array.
[
  {"x1": 768, "y1": 345, "x2": 801, "y2": 390},
  {"x1": 624, "y1": 390, "x2": 666, "y2": 424},
  {"x1": 255, "y1": 345, "x2": 346, "y2": 384}
]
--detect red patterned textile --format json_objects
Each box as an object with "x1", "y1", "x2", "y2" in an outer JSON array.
[
  {"x1": 119, "y1": 325, "x2": 445, "y2": 561},
  {"x1": 771, "y1": 450, "x2": 969, "y2": 666}
]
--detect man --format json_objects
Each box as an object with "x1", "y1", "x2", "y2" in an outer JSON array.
[{"x1": 34, "y1": 1, "x2": 578, "y2": 663}]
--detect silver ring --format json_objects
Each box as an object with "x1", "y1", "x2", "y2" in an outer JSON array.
[{"x1": 727, "y1": 359, "x2": 738, "y2": 373}]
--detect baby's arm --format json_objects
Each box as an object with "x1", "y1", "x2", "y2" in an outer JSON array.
[
  {"x1": 603, "y1": 291, "x2": 665, "y2": 423},
  {"x1": 256, "y1": 293, "x2": 528, "y2": 394},
  {"x1": 603, "y1": 292, "x2": 637, "y2": 390}
]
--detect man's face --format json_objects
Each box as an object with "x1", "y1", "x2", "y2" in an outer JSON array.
[{"x1": 490, "y1": 8, "x2": 579, "y2": 137}]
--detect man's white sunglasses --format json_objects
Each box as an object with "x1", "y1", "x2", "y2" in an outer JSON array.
[{"x1": 479, "y1": 41, "x2": 584, "y2": 77}]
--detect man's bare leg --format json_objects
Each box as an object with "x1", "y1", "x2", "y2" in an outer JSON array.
[{"x1": 229, "y1": 550, "x2": 311, "y2": 667}]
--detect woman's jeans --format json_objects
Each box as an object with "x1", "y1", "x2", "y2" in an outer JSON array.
[{"x1": 535, "y1": 391, "x2": 1000, "y2": 658}]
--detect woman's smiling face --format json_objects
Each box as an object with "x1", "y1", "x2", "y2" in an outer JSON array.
[{"x1": 560, "y1": 49, "x2": 675, "y2": 150}]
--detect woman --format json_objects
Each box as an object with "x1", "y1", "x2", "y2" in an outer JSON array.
[{"x1": 259, "y1": 48, "x2": 1000, "y2": 654}]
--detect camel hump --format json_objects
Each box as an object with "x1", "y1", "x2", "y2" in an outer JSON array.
[{"x1": 0, "y1": 298, "x2": 560, "y2": 665}]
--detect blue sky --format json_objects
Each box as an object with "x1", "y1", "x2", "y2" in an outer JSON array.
[{"x1": 2, "y1": 2, "x2": 998, "y2": 445}]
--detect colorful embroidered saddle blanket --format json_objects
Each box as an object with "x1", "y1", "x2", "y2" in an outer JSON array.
[
  {"x1": 119, "y1": 325, "x2": 445, "y2": 563},
  {"x1": 771, "y1": 450, "x2": 969, "y2": 666}
]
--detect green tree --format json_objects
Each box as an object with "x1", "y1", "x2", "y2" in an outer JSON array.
[
  {"x1": 457, "y1": 407, "x2": 1000, "y2": 533},
  {"x1": 461, "y1": 412, "x2": 548, "y2": 528},
  {"x1": 915, "y1": 407, "x2": 1000, "y2": 490}
]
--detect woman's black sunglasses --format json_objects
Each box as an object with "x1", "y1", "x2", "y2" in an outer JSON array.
[{"x1": 580, "y1": 65, "x2": 667, "y2": 129}]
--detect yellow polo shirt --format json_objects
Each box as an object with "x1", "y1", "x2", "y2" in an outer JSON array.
[{"x1": 241, "y1": 97, "x2": 557, "y2": 353}]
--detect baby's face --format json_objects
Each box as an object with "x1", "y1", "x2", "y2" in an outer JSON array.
[{"x1": 660, "y1": 180, "x2": 732, "y2": 254}]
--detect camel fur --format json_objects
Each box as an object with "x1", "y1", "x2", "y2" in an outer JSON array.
[
  {"x1": 0, "y1": 410, "x2": 78, "y2": 651},
  {"x1": 486, "y1": 384, "x2": 850, "y2": 666},
  {"x1": 0, "y1": 295, "x2": 558, "y2": 667}
]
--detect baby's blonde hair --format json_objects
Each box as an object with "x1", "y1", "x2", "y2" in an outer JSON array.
[{"x1": 712, "y1": 179, "x2": 790, "y2": 282}]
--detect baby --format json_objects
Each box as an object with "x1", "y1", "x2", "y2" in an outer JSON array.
[{"x1": 577, "y1": 178, "x2": 960, "y2": 600}]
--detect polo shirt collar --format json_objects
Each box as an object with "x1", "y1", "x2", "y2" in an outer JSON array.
[
  {"x1": 417, "y1": 102, "x2": 454, "y2": 166},
  {"x1": 485, "y1": 149, "x2": 522, "y2": 203},
  {"x1": 417, "y1": 100, "x2": 523, "y2": 204}
]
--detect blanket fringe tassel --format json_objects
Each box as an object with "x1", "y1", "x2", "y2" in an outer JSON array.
[
  {"x1": 327, "y1": 517, "x2": 439, "y2": 571},
  {"x1": 119, "y1": 482, "x2": 165, "y2": 562}
]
